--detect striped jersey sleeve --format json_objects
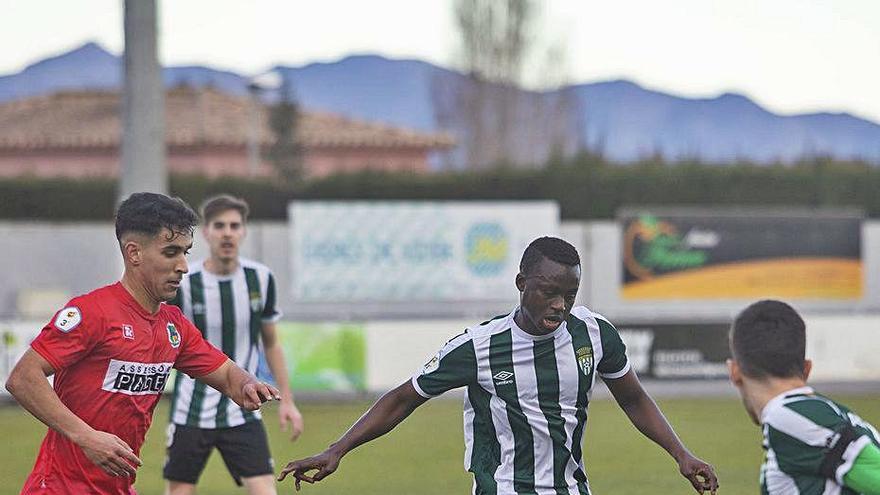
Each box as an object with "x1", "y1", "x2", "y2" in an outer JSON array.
[
  {"x1": 412, "y1": 332, "x2": 476, "y2": 398},
  {"x1": 766, "y1": 396, "x2": 880, "y2": 486},
  {"x1": 261, "y1": 272, "x2": 281, "y2": 322},
  {"x1": 595, "y1": 316, "x2": 629, "y2": 378}
]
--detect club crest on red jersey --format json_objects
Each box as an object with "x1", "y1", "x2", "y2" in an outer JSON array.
[
  {"x1": 166, "y1": 322, "x2": 181, "y2": 348},
  {"x1": 122, "y1": 324, "x2": 135, "y2": 340}
]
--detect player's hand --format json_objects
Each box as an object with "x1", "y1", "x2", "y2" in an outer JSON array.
[
  {"x1": 241, "y1": 381, "x2": 282, "y2": 410},
  {"x1": 277, "y1": 449, "x2": 342, "y2": 491},
  {"x1": 678, "y1": 453, "x2": 719, "y2": 494},
  {"x1": 77, "y1": 429, "x2": 142, "y2": 478},
  {"x1": 279, "y1": 400, "x2": 305, "y2": 442}
]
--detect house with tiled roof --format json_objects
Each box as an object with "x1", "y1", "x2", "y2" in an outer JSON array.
[{"x1": 0, "y1": 86, "x2": 454, "y2": 178}]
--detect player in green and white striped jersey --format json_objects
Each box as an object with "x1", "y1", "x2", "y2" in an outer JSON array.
[
  {"x1": 728, "y1": 300, "x2": 880, "y2": 495},
  {"x1": 279, "y1": 237, "x2": 719, "y2": 494},
  {"x1": 164, "y1": 195, "x2": 304, "y2": 495}
]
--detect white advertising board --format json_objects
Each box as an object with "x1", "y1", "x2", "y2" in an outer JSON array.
[{"x1": 289, "y1": 201, "x2": 559, "y2": 302}]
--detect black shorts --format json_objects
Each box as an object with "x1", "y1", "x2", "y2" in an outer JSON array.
[{"x1": 163, "y1": 420, "x2": 274, "y2": 485}]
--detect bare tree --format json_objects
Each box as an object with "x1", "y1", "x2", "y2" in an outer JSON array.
[
  {"x1": 265, "y1": 78, "x2": 304, "y2": 184},
  {"x1": 434, "y1": 0, "x2": 583, "y2": 169}
]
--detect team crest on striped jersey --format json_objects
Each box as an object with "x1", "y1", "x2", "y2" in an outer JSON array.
[
  {"x1": 166, "y1": 322, "x2": 181, "y2": 348},
  {"x1": 576, "y1": 346, "x2": 593, "y2": 375},
  {"x1": 249, "y1": 291, "x2": 262, "y2": 313}
]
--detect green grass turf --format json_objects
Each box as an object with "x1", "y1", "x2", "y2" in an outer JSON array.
[{"x1": 2, "y1": 394, "x2": 878, "y2": 494}]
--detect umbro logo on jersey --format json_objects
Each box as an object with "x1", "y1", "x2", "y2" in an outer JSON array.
[{"x1": 493, "y1": 370, "x2": 514, "y2": 385}]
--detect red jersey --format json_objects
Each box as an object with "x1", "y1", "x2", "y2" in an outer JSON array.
[{"x1": 21, "y1": 282, "x2": 228, "y2": 494}]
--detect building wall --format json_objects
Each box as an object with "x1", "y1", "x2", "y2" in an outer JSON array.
[
  {"x1": 0, "y1": 150, "x2": 119, "y2": 177},
  {"x1": 0, "y1": 146, "x2": 431, "y2": 178}
]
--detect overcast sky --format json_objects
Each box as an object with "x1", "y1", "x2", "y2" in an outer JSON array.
[{"x1": 2, "y1": 0, "x2": 878, "y2": 122}]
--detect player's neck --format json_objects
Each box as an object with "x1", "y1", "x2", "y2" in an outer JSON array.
[
  {"x1": 205, "y1": 256, "x2": 240, "y2": 276},
  {"x1": 120, "y1": 273, "x2": 161, "y2": 314},
  {"x1": 744, "y1": 376, "x2": 809, "y2": 423}
]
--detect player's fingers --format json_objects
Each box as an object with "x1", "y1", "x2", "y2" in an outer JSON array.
[
  {"x1": 118, "y1": 448, "x2": 143, "y2": 467},
  {"x1": 111, "y1": 456, "x2": 137, "y2": 477},
  {"x1": 294, "y1": 470, "x2": 316, "y2": 484},
  {"x1": 278, "y1": 460, "x2": 314, "y2": 481},
  {"x1": 100, "y1": 460, "x2": 123, "y2": 477},
  {"x1": 244, "y1": 387, "x2": 262, "y2": 410},
  {"x1": 277, "y1": 462, "x2": 297, "y2": 481},
  {"x1": 264, "y1": 383, "x2": 282, "y2": 400}
]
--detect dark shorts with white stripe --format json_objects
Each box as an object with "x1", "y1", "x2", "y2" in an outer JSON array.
[{"x1": 163, "y1": 420, "x2": 274, "y2": 486}]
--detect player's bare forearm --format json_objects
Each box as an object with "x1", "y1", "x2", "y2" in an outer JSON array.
[
  {"x1": 5, "y1": 350, "x2": 143, "y2": 476},
  {"x1": 605, "y1": 370, "x2": 688, "y2": 458},
  {"x1": 6, "y1": 349, "x2": 95, "y2": 443},
  {"x1": 331, "y1": 380, "x2": 427, "y2": 455},
  {"x1": 262, "y1": 322, "x2": 294, "y2": 402},
  {"x1": 278, "y1": 380, "x2": 427, "y2": 488},
  {"x1": 606, "y1": 370, "x2": 719, "y2": 493},
  {"x1": 198, "y1": 359, "x2": 280, "y2": 409}
]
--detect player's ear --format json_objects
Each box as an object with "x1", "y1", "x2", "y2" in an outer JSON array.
[
  {"x1": 515, "y1": 272, "x2": 526, "y2": 292},
  {"x1": 727, "y1": 358, "x2": 743, "y2": 387},
  {"x1": 123, "y1": 239, "x2": 142, "y2": 266},
  {"x1": 802, "y1": 359, "x2": 812, "y2": 381}
]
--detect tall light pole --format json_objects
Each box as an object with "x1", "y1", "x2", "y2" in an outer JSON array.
[{"x1": 119, "y1": 0, "x2": 166, "y2": 201}]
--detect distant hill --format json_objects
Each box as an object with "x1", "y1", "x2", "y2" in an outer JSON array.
[{"x1": 2, "y1": 42, "x2": 879, "y2": 164}]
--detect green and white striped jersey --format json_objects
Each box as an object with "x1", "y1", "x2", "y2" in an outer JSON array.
[
  {"x1": 412, "y1": 306, "x2": 629, "y2": 495},
  {"x1": 169, "y1": 258, "x2": 281, "y2": 428},
  {"x1": 760, "y1": 386, "x2": 880, "y2": 495}
]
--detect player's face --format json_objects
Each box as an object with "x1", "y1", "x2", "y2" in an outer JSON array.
[
  {"x1": 516, "y1": 256, "x2": 580, "y2": 335},
  {"x1": 142, "y1": 229, "x2": 193, "y2": 302},
  {"x1": 203, "y1": 209, "x2": 245, "y2": 264}
]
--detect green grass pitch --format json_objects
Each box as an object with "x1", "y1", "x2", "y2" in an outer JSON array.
[{"x1": 2, "y1": 394, "x2": 878, "y2": 494}]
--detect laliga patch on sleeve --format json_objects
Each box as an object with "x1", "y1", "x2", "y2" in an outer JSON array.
[
  {"x1": 421, "y1": 352, "x2": 441, "y2": 375},
  {"x1": 53, "y1": 307, "x2": 82, "y2": 333}
]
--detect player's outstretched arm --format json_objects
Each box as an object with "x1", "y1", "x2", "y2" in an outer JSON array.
[
  {"x1": 5, "y1": 349, "x2": 143, "y2": 477},
  {"x1": 277, "y1": 380, "x2": 428, "y2": 491},
  {"x1": 605, "y1": 369, "x2": 719, "y2": 495},
  {"x1": 843, "y1": 442, "x2": 880, "y2": 494},
  {"x1": 262, "y1": 321, "x2": 305, "y2": 441},
  {"x1": 197, "y1": 359, "x2": 281, "y2": 410}
]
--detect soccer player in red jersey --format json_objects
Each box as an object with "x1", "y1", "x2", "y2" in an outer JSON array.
[{"x1": 5, "y1": 192, "x2": 282, "y2": 495}]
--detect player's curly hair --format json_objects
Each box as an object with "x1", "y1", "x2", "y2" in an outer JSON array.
[
  {"x1": 730, "y1": 299, "x2": 806, "y2": 379},
  {"x1": 115, "y1": 192, "x2": 199, "y2": 242},
  {"x1": 520, "y1": 236, "x2": 580, "y2": 275}
]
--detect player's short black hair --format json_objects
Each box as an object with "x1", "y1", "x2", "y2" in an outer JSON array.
[
  {"x1": 730, "y1": 299, "x2": 806, "y2": 379},
  {"x1": 520, "y1": 236, "x2": 580, "y2": 275},
  {"x1": 115, "y1": 192, "x2": 199, "y2": 242}
]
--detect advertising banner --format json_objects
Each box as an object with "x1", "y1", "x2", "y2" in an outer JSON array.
[
  {"x1": 618, "y1": 323, "x2": 731, "y2": 379},
  {"x1": 274, "y1": 322, "x2": 366, "y2": 392},
  {"x1": 620, "y1": 210, "x2": 862, "y2": 300},
  {"x1": 290, "y1": 201, "x2": 559, "y2": 302}
]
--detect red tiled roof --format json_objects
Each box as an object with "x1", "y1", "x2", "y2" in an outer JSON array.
[{"x1": 0, "y1": 87, "x2": 454, "y2": 150}]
